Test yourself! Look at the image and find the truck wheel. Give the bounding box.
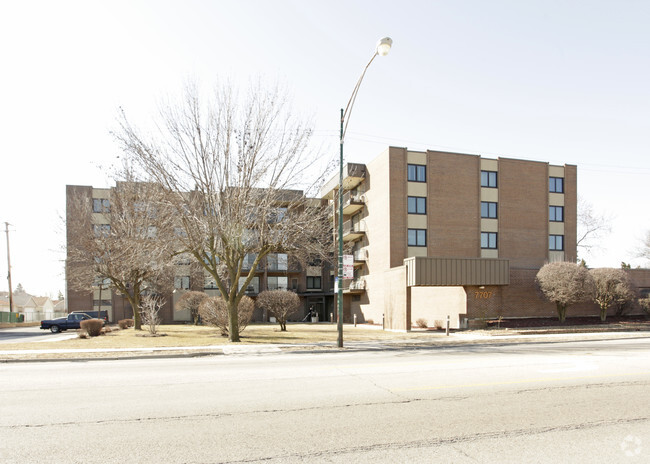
[50,325,61,334]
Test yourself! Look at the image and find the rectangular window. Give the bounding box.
[174,276,190,290]
[267,276,288,291]
[549,177,564,193]
[242,253,258,270]
[306,276,322,290]
[481,232,497,249]
[92,299,112,307]
[407,228,427,247]
[267,253,288,271]
[238,276,260,294]
[481,202,498,219]
[407,164,426,182]
[92,224,111,237]
[481,171,498,188]
[92,198,110,213]
[407,196,426,214]
[549,235,564,251]
[549,206,564,222]
[204,275,218,289]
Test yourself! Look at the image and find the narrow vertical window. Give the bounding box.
[407,196,426,214]
[549,235,564,250]
[408,228,427,247]
[407,164,426,182]
[481,232,497,249]
[549,206,564,222]
[481,202,498,218]
[480,171,497,188]
[549,177,564,193]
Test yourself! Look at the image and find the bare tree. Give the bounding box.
[256,290,300,331]
[536,262,595,322]
[638,230,650,264]
[140,294,164,335]
[198,295,254,337]
[114,81,330,342]
[590,268,635,322]
[577,196,611,257]
[175,291,208,324]
[67,180,177,330]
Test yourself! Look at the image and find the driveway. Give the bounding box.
[0,326,77,344]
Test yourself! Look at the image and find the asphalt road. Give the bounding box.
[2,337,650,463]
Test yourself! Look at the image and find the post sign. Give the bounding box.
[343,255,354,279]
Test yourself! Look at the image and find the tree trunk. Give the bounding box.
[556,304,567,323]
[600,307,608,322]
[280,321,286,331]
[228,299,240,342]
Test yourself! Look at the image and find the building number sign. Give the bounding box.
[475,291,493,299]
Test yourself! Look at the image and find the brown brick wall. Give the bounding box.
[388,147,408,268]
[498,159,548,268]
[427,150,481,258]
[564,165,578,262]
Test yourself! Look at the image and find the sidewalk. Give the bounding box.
[2,328,648,362]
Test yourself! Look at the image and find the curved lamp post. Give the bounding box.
[337,37,392,348]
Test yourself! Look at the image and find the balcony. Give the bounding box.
[342,191,365,215]
[353,248,367,266]
[319,163,367,199]
[342,219,366,242]
[342,278,366,294]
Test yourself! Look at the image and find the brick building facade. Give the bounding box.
[320,146,643,329]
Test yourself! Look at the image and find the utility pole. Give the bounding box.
[5,222,14,313]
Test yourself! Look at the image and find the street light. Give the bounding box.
[337,37,392,348]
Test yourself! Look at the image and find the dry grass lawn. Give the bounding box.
[1,323,443,353]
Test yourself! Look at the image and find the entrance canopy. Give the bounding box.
[404,257,510,287]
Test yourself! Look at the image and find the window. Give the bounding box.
[549,206,564,222]
[92,299,112,307]
[407,196,426,214]
[408,229,427,247]
[174,276,190,290]
[93,224,111,237]
[267,253,288,271]
[549,235,564,251]
[481,232,497,249]
[268,276,288,291]
[242,253,258,270]
[306,276,322,290]
[92,198,110,213]
[238,276,260,294]
[174,227,188,237]
[407,164,426,182]
[481,202,498,219]
[204,275,218,289]
[268,207,287,223]
[549,177,564,193]
[481,171,498,188]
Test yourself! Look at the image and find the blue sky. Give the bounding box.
[1,0,649,296]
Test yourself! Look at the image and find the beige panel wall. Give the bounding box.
[408,215,427,228]
[365,147,395,274]
[407,183,428,196]
[548,165,565,177]
[549,193,565,206]
[481,218,498,232]
[411,286,466,329]
[549,222,564,235]
[498,158,549,268]
[383,266,409,331]
[481,249,499,258]
[481,188,499,202]
[427,150,481,258]
[407,247,428,258]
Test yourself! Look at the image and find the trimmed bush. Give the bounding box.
[118,319,134,329]
[80,319,104,337]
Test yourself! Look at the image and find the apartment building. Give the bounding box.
[65,184,333,324]
[320,146,579,329]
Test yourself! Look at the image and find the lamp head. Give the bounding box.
[376,37,393,56]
